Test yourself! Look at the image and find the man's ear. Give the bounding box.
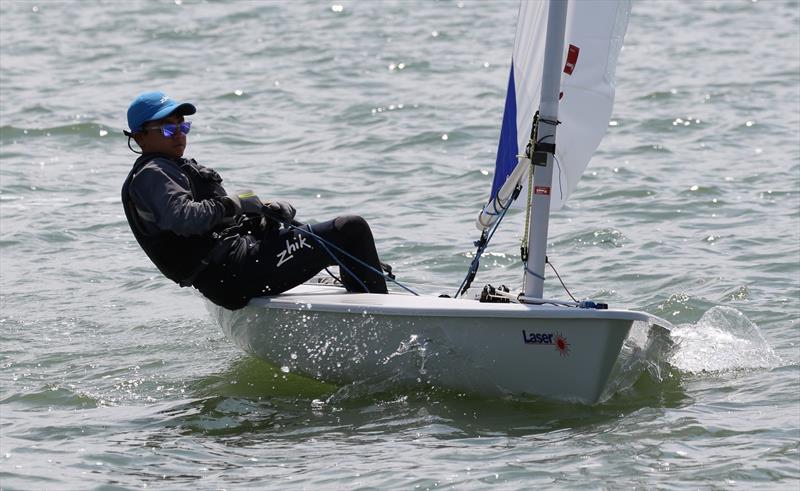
[132,132,145,148]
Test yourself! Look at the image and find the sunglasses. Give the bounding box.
[143,121,192,137]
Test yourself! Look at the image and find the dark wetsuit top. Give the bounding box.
[121,154,237,285]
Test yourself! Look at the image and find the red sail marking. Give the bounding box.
[534,186,550,195]
[564,44,580,75]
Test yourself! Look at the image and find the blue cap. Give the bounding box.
[127,91,196,132]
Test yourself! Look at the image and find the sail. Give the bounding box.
[489,0,631,211]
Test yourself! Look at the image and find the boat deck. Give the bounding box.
[246,284,650,321]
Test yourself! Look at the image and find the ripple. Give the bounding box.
[0,122,112,139]
[557,228,629,249]
[1,386,98,410]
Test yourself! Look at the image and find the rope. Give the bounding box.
[299,222,370,294]
[266,215,420,296]
[553,154,565,202]
[454,203,511,298]
[520,112,540,262]
[324,267,342,284]
[520,158,534,261]
[523,264,546,281]
[546,258,577,302]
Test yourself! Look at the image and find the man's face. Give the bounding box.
[136,114,188,158]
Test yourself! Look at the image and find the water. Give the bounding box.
[1,0,798,488]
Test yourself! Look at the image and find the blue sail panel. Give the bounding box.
[490,63,519,201]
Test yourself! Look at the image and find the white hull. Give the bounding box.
[209,284,649,404]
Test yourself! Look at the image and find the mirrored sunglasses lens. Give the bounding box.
[161,124,176,137]
[158,122,190,137]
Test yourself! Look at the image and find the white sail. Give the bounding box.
[487,0,631,212]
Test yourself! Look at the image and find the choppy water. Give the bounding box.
[1,0,798,489]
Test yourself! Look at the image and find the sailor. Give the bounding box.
[121,91,388,310]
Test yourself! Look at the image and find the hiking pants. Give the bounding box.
[194,215,388,309]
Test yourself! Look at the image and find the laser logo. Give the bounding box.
[521,330,571,357]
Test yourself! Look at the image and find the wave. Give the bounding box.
[0,122,114,139]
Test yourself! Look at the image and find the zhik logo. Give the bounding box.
[276,235,312,267]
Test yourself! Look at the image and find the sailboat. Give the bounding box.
[208,0,656,404]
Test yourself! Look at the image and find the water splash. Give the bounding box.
[316,335,434,406]
[601,316,678,400]
[669,306,781,373]
[382,334,432,376]
[601,306,781,401]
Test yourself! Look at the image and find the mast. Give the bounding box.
[522,0,568,298]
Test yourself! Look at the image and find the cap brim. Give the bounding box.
[148,102,197,123]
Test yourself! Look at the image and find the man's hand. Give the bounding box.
[227,190,265,216]
[264,201,296,223]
